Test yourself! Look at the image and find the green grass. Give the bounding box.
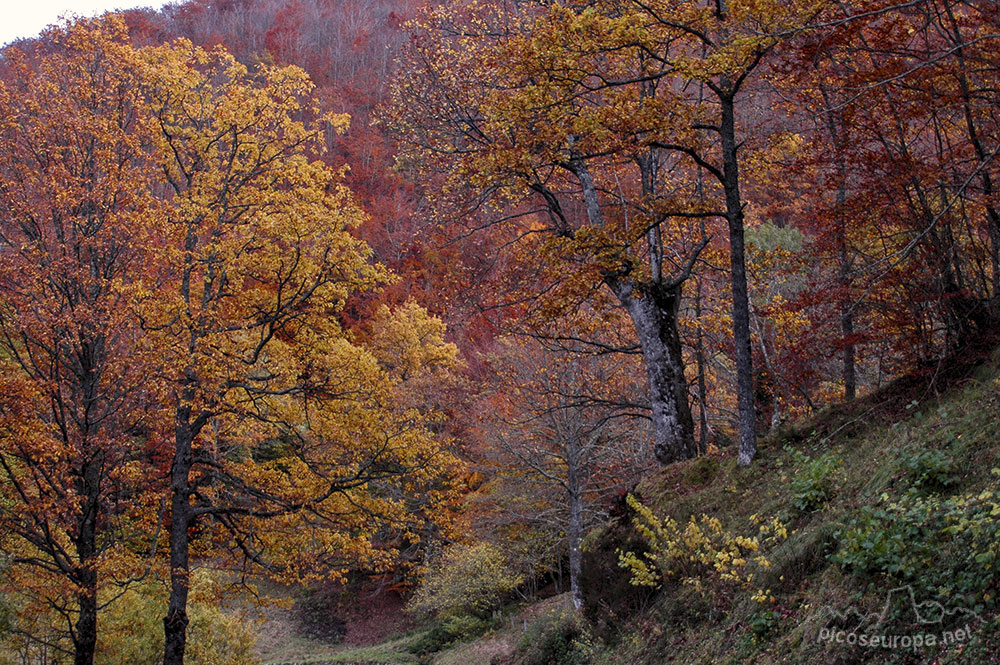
[260,630,427,665]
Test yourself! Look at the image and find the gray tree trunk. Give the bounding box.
[838,194,856,401]
[606,277,697,464]
[719,87,757,466]
[569,156,697,465]
[567,443,584,610]
[694,279,710,454]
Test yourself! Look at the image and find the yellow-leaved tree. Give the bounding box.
[0,19,462,665]
[387,0,835,468]
[136,40,461,665]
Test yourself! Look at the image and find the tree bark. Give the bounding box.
[163,408,196,665]
[607,277,697,464]
[820,85,857,403]
[942,0,1000,305]
[73,576,97,665]
[694,279,710,454]
[835,160,856,401]
[72,457,100,665]
[72,357,103,665]
[719,88,756,466]
[567,443,584,611]
[568,155,696,465]
[838,217,856,401]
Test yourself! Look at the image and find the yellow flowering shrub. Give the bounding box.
[618,495,786,602]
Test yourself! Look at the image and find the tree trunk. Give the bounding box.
[694,279,709,454]
[567,444,584,611]
[568,494,583,611]
[72,471,98,665]
[839,238,856,401]
[72,449,101,665]
[569,155,696,465]
[720,89,756,466]
[836,172,856,401]
[163,416,195,665]
[821,86,857,403]
[73,579,97,665]
[607,277,696,464]
[942,1,1000,305]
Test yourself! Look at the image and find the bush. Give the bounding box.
[834,472,1000,613]
[899,447,957,491]
[97,571,259,665]
[0,570,257,665]
[408,542,522,623]
[516,607,595,665]
[748,609,781,645]
[787,448,842,512]
[617,495,786,603]
[409,616,493,655]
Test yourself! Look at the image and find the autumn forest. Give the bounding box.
[1,0,999,664]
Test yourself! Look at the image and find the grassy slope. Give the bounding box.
[588,345,1000,665]
[265,344,1000,665]
[256,597,571,665]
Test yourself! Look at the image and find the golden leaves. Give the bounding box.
[0,16,462,615]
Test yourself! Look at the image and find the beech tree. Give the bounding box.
[478,335,652,609]
[136,40,460,665]
[388,0,842,466]
[1,20,462,665]
[387,0,710,464]
[765,0,1000,397]
[0,20,167,665]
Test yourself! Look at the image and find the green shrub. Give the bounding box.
[407,542,522,624]
[748,609,781,645]
[439,614,491,642]
[409,624,454,655]
[899,447,957,490]
[787,448,842,512]
[409,616,493,655]
[834,473,1000,613]
[516,607,595,665]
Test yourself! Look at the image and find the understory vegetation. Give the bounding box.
[275,345,1000,665]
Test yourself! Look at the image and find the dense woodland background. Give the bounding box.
[0,0,998,664]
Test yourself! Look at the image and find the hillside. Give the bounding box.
[286,341,1000,665]
[583,344,1000,665]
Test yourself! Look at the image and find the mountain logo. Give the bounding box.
[812,585,981,651]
